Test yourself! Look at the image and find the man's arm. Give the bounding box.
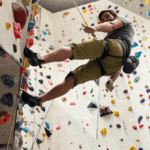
[110,69,121,82]
[94,20,124,33]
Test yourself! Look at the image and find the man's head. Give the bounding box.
[98,9,118,23]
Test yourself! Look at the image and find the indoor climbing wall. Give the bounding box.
[109,0,150,21]
[7,0,150,150]
[0,0,32,149]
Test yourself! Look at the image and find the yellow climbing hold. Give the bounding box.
[102,89,104,91]
[46,50,50,53]
[23,57,30,69]
[88,37,91,39]
[6,22,11,30]
[111,99,115,104]
[43,66,46,69]
[42,133,46,137]
[141,21,143,23]
[141,36,148,41]
[84,22,88,25]
[82,9,87,13]
[24,117,26,119]
[136,139,140,142]
[24,134,27,137]
[129,86,133,89]
[143,30,146,33]
[32,4,38,11]
[114,111,119,116]
[100,128,107,134]
[145,0,150,5]
[149,103,150,106]
[128,81,131,84]
[128,107,132,111]
[133,20,136,23]
[130,146,136,150]
[22,0,31,6]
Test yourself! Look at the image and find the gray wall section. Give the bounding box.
[38,0,99,13]
[108,0,150,21]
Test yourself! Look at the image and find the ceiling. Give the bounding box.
[38,0,99,13]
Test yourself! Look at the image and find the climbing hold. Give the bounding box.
[139,94,143,97]
[14,30,21,39]
[119,138,123,141]
[114,6,118,9]
[41,105,46,112]
[139,124,144,128]
[82,9,87,13]
[134,76,140,83]
[6,22,11,30]
[42,133,46,137]
[136,139,140,142]
[23,127,28,133]
[56,125,61,130]
[36,108,40,113]
[128,107,132,111]
[132,42,138,48]
[124,90,128,93]
[42,31,47,35]
[113,111,119,116]
[45,127,52,137]
[132,125,137,130]
[100,128,107,134]
[57,63,62,67]
[87,101,98,108]
[108,5,111,9]
[111,99,115,104]
[68,120,71,124]
[24,134,27,137]
[0,112,10,124]
[62,97,67,102]
[1,75,15,88]
[138,116,143,124]
[109,124,112,128]
[128,81,131,84]
[46,50,50,53]
[70,102,76,105]
[116,10,119,13]
[135,52,142,58]
[45,121,50,129]
[1,93,14,107]
[116,124,121,128]
[140,99,145,103]
[129,86,133,89]
[129,146,136,150]
[39,79,43,84]
[28,86,34,91]
[36,138,42,144]
[29,108,35,114]
[26,38,34,48]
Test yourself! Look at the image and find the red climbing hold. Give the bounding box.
[100,107,104,111]
[139,124,144,128]
[24,83,28,91]
[132,125,137,130]
[98,21,101,24]
[105,89,108,92]
[139,94,143,97]
[26,38,34,48]
[0,0,2,6]
[83,91,87,95]
[29,29,34,36]
[0,112,10,124]
[14,30,21,39]
[88,5,92,8]
[21,67,26,75]
[2,54,8,59]
[148,95,150,99]
[148,126,150,129]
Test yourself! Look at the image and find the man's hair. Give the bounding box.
[98,9,118,21]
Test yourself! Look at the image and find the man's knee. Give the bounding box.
[65,75,76,87]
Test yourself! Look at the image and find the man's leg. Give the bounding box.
[38,75,75,103]
[38,47,74,65]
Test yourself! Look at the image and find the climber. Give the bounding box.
[21,9,139,108]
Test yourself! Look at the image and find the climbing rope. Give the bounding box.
[72,0,97,39]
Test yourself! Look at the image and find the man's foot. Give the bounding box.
[21,90,42,107]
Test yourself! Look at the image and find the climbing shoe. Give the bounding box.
[24,45,45,68]
[21,90,42,107]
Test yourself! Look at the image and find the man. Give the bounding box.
[21,9,134,107]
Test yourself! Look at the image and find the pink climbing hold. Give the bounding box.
[63,59,70,63]
[25,141,27,144]
[148,95,150,99]
[127,75,130,78]
[14,30,21,39]
[70,102,76,105]
[56,125,61,130]
[48,81,53,85]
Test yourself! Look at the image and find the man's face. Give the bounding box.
[101,12,115,23]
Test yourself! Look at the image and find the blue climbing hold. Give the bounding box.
[23,127,29,133]
[45,121,50,129]
[42,31,47,35]
[135,51,142,58]
[132,42,138,48]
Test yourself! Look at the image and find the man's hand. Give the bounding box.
[82,23,96,35]
[105,79,114,92]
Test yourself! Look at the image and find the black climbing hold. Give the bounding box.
[45,24,48,27]
[1,93,14,107]
[99,105,113,117]
[20,58,22,63]
[1,75,15,88]
[35,36,39,40]
[0,46,6,57]
[45,127,52,137]
[13,44,17,53]
[29,86,34,91]
[41,105,45,112]
[38,79,43,84]
[95,79,99,86]
[90,88,93,93]
[46,75,51,79]
[23,147,28,150]
[36,138,42,144]
[87,101,98,108]
[82,6,86,10]
[39,89,44,93]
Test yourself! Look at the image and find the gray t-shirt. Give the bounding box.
[106,16,134,56]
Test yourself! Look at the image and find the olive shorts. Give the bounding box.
[65,38,124,89]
